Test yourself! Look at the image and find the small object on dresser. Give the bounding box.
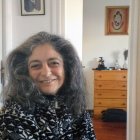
[123,49,128,69]
[109,67,115,70]
[114,59,121,70]
[96,57,107,70]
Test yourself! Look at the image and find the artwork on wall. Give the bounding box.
[105,6,129,35]
[21,0,45,16]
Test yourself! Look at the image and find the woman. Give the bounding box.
[0,32,96,140]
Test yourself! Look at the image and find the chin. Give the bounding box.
[41,90,57,96]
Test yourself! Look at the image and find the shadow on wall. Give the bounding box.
[83,66,94,110]
[92,58,98,69]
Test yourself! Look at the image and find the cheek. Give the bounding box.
[55,68,65,83]
[28,69,37,80]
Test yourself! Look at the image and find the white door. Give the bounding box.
[0,0,3,99]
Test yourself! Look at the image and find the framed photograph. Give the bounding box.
[105,6,129,35]
[21,0,45,16]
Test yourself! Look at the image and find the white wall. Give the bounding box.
[64,0,83,60]
[83,0,130,109]
[2,0,83,60]
[2,0,54,58]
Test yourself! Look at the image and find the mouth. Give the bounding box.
[39,79,56,84]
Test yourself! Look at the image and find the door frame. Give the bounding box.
[127,0,139,139]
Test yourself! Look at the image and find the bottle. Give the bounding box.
[123,60,127,69]
[115,59,121,70]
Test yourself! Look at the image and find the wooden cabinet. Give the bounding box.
[93,70,127,118]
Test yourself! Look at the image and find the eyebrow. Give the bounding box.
[28,60,40,66]
[48,57,63,62]
[28,57,63,66]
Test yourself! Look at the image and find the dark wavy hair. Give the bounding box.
[2,32,87,115]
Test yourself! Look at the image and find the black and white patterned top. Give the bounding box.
[0,97,96,140]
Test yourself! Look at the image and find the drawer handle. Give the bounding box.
[98,85,102,87]
[122,103,126,106]
[98,93,102,96]
[98,102,102,105]
[123,76,126,78]
[122,94,126,96]
[122,85,126,87]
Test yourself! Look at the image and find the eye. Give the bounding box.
[29,62,42,69]
[49,60,60,67]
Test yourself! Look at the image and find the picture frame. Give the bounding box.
[105,6,129,35]
[21,0,45,16]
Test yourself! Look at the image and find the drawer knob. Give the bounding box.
[99,75,102,78]
[122,85,126,87]
[98,102,102,105]
[122,94,125,96]
[98,93,102,96]
[99,85,102,87]
[122,103,126,106]
[123,76,126,78]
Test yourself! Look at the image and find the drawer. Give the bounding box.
[94,81,127,90]
[94,107,126,118]
[94,89,127,98]
[94,70,127,81]
[94,98,127,108]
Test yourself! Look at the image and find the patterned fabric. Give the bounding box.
[0,97,96,140]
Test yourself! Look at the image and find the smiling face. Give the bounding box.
[28,43,65,95]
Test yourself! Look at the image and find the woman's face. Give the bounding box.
[28,43,65,95]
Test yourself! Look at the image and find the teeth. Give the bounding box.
[41,80,52,83]
[45,80,51,83]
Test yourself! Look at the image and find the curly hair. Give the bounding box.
[2,32,87,115]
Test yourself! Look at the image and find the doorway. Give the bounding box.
[82,0,134,140]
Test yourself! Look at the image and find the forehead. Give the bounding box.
[29,43,63,61]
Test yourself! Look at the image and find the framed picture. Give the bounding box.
[21,0,45,16]
[105,6,129,35]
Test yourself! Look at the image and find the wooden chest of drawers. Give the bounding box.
[93,70,127,118]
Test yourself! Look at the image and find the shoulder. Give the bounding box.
[0,102,39,139]
[0,100,34,124]
[0,101,39,139]
[0,100,25,116]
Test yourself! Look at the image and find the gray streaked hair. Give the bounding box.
[2,31,87,115]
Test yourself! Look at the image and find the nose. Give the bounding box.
[41,63,51,77]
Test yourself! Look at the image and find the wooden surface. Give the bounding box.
[93,118,126,140]
[93,70,127,118]
[94,89,127,98]
[94,70,127,81]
